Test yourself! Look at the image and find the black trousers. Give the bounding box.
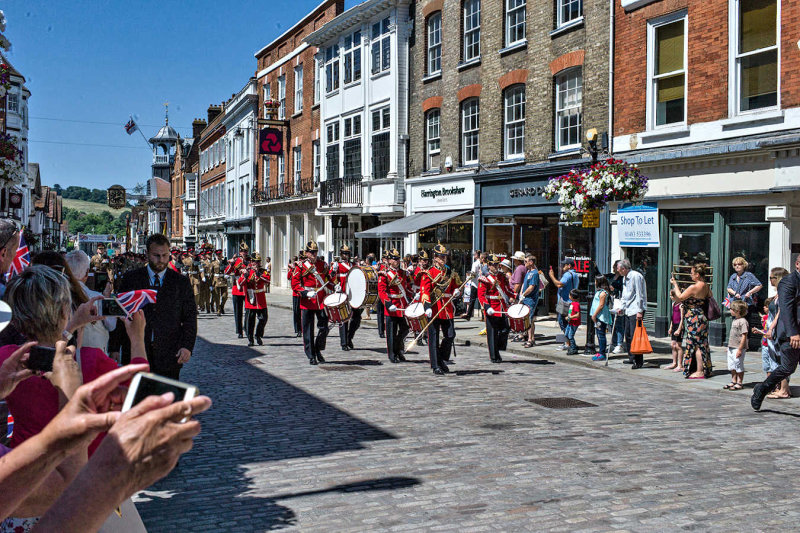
[292,295,302,334]
[625,314,643,366]
[339,308,362,347]
[763,343,800,390]
[464,295,477,319]
[301,309,329,361]
[428,318,455,369]
[486,314,509,361]
[376,300,385,336]
[385,315,409,360]
[232,295,245,335]
[245,308,268,341]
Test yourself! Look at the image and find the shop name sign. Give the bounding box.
[618,202,659,247]
[420,186,466,199]
[509,186,545,199]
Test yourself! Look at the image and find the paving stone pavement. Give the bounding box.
[135,296,800,532]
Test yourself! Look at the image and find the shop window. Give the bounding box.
[648,13,686,127]
[485,225,513,256]
[728,224,769,304]
[627,247,659,305]
[733,0,778,113]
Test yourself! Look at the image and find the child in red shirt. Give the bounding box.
[565,289,581,355]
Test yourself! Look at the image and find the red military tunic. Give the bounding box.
[378,268,411,318]
[239,268,270,310]
[478,273,512,313]
[291,258,330,310]
[420,266,458,320]
[330,260,353,291]
[226,257,246,297]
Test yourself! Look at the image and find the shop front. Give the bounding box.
[475,162,608,314]
[223,219,253,257]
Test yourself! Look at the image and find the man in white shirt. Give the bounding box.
[461,250,484,320]
[616,259,647,368]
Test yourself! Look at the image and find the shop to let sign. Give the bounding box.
[618,202,659,247]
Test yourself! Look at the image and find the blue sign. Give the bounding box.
[618,203,659,247]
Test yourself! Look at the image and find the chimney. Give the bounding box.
[192,118,207,139]
[206,105,222,124]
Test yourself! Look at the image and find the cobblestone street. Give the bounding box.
[136,300,800,532]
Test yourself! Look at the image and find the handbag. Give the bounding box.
[630,318,653,355]
[556,299,569,316]
[705,296,722,321]
[538,269,549,291]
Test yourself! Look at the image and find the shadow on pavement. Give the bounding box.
[136,336,397,532]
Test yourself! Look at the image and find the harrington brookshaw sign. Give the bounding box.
[410,177,475,211]
[420,186,466,199]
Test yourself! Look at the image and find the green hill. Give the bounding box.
[62,198,130,217]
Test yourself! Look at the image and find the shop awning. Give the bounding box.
[355,210,469,239]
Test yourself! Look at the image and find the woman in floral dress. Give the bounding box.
[670,263,713,379]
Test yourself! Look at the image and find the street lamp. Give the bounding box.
[581,127,604,354]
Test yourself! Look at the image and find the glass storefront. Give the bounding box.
[418,215,473,279]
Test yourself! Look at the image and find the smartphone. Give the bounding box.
[121,373,199,416]
[95,272,109,288]
[101,298,128,317]
[26,346,57,373]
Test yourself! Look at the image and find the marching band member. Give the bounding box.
[225,243,249,338]
[478,254,512,363]
[420,243,460,375]
[331,244,360,351]
[289,253,303,337]
[414,250,430,347]
[211,249,229,316]
[200,249,214,314]
[291,241,331,365]
[239,253,270,346]
[375,250,389,339]
[377,248,411,364]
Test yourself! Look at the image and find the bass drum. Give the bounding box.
[346,266,379,309]
[324,292,352,325]
[507,303,531,333]
[404,302,429,334]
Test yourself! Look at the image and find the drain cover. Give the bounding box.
[526,397,597,409]
[319,365,364,371]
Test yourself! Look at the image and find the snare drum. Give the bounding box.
[507,303,531,333]
[324,293,352,324]
[346,266,379,309]
[404,302,429,334]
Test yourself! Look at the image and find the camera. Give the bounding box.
[26,346,57,373]
[100,298,128,318]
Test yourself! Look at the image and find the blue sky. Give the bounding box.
[4,0,355,191]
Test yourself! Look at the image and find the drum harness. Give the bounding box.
[302,260,331,295]
[485,275,510,310]
[385,269,409,306]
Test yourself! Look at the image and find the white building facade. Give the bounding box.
[306,0,411,259]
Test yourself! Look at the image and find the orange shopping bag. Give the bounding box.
[630,318,653,355]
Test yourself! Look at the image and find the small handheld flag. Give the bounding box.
[116,289,157,316]
[124,118,138,135]
[8,233,29,278]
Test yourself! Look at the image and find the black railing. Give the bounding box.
[320,176,363,208]
[251,177,315,205]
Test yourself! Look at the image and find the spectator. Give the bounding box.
[460,250,483,321]
[565,289,581,355]
[519,255,540,348]
[64,250,117,354]
[726,257,763,310]
[0,220,19,299]
[609,260,626,354]
[549,259,579,350]
[670,263,712,379]
[31,251,89,309]
[724,300,749,391]
[665,292,685,372]
[0,265,148,455]
[117,234,197,379]
[617,259,648,368]
[590,275,613,361]
[762,267,790,399]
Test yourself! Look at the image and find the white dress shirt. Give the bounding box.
[620,269,647,316]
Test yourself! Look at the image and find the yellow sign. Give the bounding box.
[582,209,599,228]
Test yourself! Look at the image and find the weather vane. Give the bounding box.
[163,101,169,125]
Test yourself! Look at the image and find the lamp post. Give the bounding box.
[582,129,601,355]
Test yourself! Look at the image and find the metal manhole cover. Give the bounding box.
[525,397,597,409]
[319,365,365,371]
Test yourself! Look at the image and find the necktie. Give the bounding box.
[152,274,161,289]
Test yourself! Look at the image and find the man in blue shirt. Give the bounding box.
[549,259,579,349]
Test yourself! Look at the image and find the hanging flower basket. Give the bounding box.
[544,158,649,220]
[0,63,11,99]
[0,133,24,183]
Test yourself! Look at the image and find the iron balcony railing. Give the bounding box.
[251,177,315,205]
[320,176,363,208]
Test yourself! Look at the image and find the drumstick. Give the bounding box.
[405,274,474,352]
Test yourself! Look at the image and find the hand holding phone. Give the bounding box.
[100,298,128,318]
[122,373,199,421]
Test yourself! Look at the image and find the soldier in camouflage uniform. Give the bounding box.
[211,249,229,316]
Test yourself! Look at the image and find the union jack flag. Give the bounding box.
[116,289,157,316]
[124,118,138,135]
[5,413,12,440]
[8,233,29,278]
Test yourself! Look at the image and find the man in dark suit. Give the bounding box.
[752,254,800,410]
[118,234,197,379]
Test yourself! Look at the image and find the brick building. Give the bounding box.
[169,119,203,247]
[197,105,227,250]
[404,0,611,286]
[253,0,344,287]
[611,0,800,344]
